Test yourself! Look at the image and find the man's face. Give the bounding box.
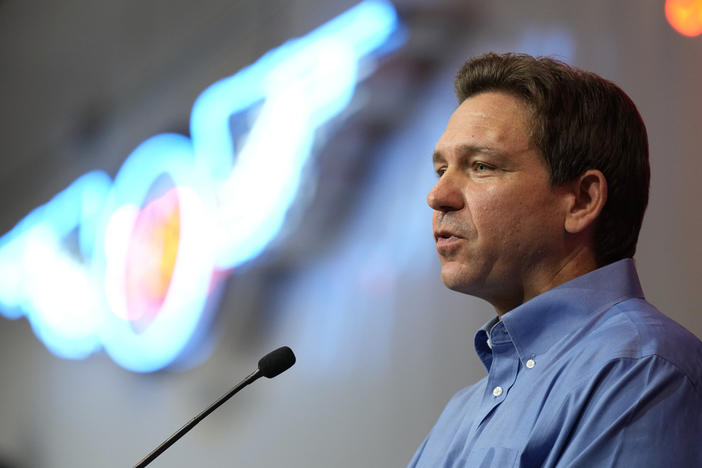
[429,91,569,312]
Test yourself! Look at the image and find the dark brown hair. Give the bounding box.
[455,52,650,266]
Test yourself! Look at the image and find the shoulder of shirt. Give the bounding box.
[580,297,702,392]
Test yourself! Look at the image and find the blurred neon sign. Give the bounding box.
[0,0,400,372]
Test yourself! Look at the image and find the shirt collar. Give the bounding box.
[474,258,645,371]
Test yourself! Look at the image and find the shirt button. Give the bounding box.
[492,386,503,397]
[526,359,535,369]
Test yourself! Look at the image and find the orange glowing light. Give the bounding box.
[125,188,181,329]
[666,0,702,37]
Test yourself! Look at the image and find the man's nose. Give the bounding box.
[427,174,464,212]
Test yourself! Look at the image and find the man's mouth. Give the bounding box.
[434,230,462,249]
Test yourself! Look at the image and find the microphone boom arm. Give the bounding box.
[133,345,295,467]
[134,368,262,468]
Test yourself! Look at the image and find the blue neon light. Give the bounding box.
[0,1,400,372]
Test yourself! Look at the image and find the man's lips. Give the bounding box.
[434,229,463,250]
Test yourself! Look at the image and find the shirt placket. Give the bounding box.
[475,321,520,429]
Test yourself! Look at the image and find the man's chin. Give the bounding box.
[440,265,480,295]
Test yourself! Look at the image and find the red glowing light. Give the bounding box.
[666,0,702,37]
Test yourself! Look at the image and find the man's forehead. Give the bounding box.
[434,93,536,163]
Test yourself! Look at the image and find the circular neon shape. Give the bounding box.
[666,0,702,37]
[98,134,216,372]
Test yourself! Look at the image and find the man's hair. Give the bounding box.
[455,52,650,266]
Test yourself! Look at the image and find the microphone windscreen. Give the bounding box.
[258,346,296,378]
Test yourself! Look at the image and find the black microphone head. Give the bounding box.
[258,346,296,378]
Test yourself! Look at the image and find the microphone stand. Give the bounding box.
[134,369,262,468]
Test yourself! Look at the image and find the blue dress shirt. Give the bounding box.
[409,259,702,467]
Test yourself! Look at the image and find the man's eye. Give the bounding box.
[435,167,447,177]
[474,162,492,172]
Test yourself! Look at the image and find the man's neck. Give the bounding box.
[492,246,600,318]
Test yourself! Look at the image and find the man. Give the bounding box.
[409,53,702,467]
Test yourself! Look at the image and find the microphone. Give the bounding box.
[134,346,296,468]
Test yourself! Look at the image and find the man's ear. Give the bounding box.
[564,169,608,234]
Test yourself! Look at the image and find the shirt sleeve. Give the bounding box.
[542,355,702,467]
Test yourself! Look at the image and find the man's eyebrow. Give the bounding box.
[432,145,503,164]
[457,144,503,157]
[432,151,445,164]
